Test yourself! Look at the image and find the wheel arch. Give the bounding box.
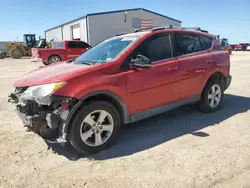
[63,90,130,140]
[47,54,61,62]
[203,71,227,92]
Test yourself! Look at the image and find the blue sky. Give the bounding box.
[0,0,249,43]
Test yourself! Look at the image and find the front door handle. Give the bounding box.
[166,65,179,72]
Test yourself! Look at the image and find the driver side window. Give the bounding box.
[131,34,172,63]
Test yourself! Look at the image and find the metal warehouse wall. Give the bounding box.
[88,9,181,46]
[45,27,62,42]
[62,18,88,42]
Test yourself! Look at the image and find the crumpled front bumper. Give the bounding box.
[8,92,72,146]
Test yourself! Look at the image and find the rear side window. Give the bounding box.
[199,36,212,50]
[174,34,201,55]
[68,41,78,48]
[78,42,90,48]
[132,34,172,62]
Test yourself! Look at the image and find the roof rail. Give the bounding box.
[151,25,209,33]
[133,25,209,33]
[115,32,129,36]
[171,26,208,33]
[181,27,209,33]
[134,26,157,33]
[133,25,173,33]
[151,24,174,31]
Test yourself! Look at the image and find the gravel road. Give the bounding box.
[0,52,250,188]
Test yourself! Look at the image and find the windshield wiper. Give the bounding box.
[66,58,75,63]
[83,62,92,65]
[77,61,92,65]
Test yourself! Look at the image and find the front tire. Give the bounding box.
[69,101,121,154]
[199,79,224,113]
[10,48,23,59]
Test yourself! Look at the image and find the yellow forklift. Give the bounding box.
[5,34,48,59]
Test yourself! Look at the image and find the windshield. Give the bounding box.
[74,36,138,65]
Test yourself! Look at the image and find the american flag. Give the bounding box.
[132,18,154,29]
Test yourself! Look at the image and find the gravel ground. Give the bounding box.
[0,52,250,188]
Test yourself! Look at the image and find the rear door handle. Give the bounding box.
[166,65,179,72]
[205,59,213,64]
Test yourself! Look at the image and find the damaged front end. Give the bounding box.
[8,83,78,145]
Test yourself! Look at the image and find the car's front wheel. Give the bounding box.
[69,101,121,154]
[200,79,224,113]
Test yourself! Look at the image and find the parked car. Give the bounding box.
[8,26,232,154]
[239,43,250,51]
[230,44,237,51]
[31,40,91,65]
[246,46,250,51]
[234,44,243,51]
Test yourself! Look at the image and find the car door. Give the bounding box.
[78,41,91,55]
[126,33,181,115]
[173,33,214,99]
[66,41,80,59]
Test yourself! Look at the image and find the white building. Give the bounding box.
[45,8,182,46]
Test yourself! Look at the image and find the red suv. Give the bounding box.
[8,26,232,154]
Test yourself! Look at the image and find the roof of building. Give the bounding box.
[45,8,182,32]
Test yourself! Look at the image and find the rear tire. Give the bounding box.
[69,101,121,154]
[47,55,61,65]
[199,79,224,113]
[10,48,23,59]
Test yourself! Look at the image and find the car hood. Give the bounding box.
[14,62,91,87]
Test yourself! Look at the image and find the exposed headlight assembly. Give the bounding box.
[21,82,67,105]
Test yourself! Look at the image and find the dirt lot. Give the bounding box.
[0,52,250,188]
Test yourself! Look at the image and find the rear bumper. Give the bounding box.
[31,57,42,62]
[224,75,232,90]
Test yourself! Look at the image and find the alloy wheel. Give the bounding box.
[80,110,114,147]
[51,57,59,63]
[208,84,222,108]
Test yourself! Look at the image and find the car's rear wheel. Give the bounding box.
[69,101,121,154]
[199,79,224,113]
[47,55,61,65]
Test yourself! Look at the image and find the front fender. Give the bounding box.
[61,90,130,141]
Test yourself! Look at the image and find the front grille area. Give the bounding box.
[17,101,40,115]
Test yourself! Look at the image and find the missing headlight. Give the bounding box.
[51,95,78,110]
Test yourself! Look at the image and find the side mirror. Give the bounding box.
[129,54,151,69]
